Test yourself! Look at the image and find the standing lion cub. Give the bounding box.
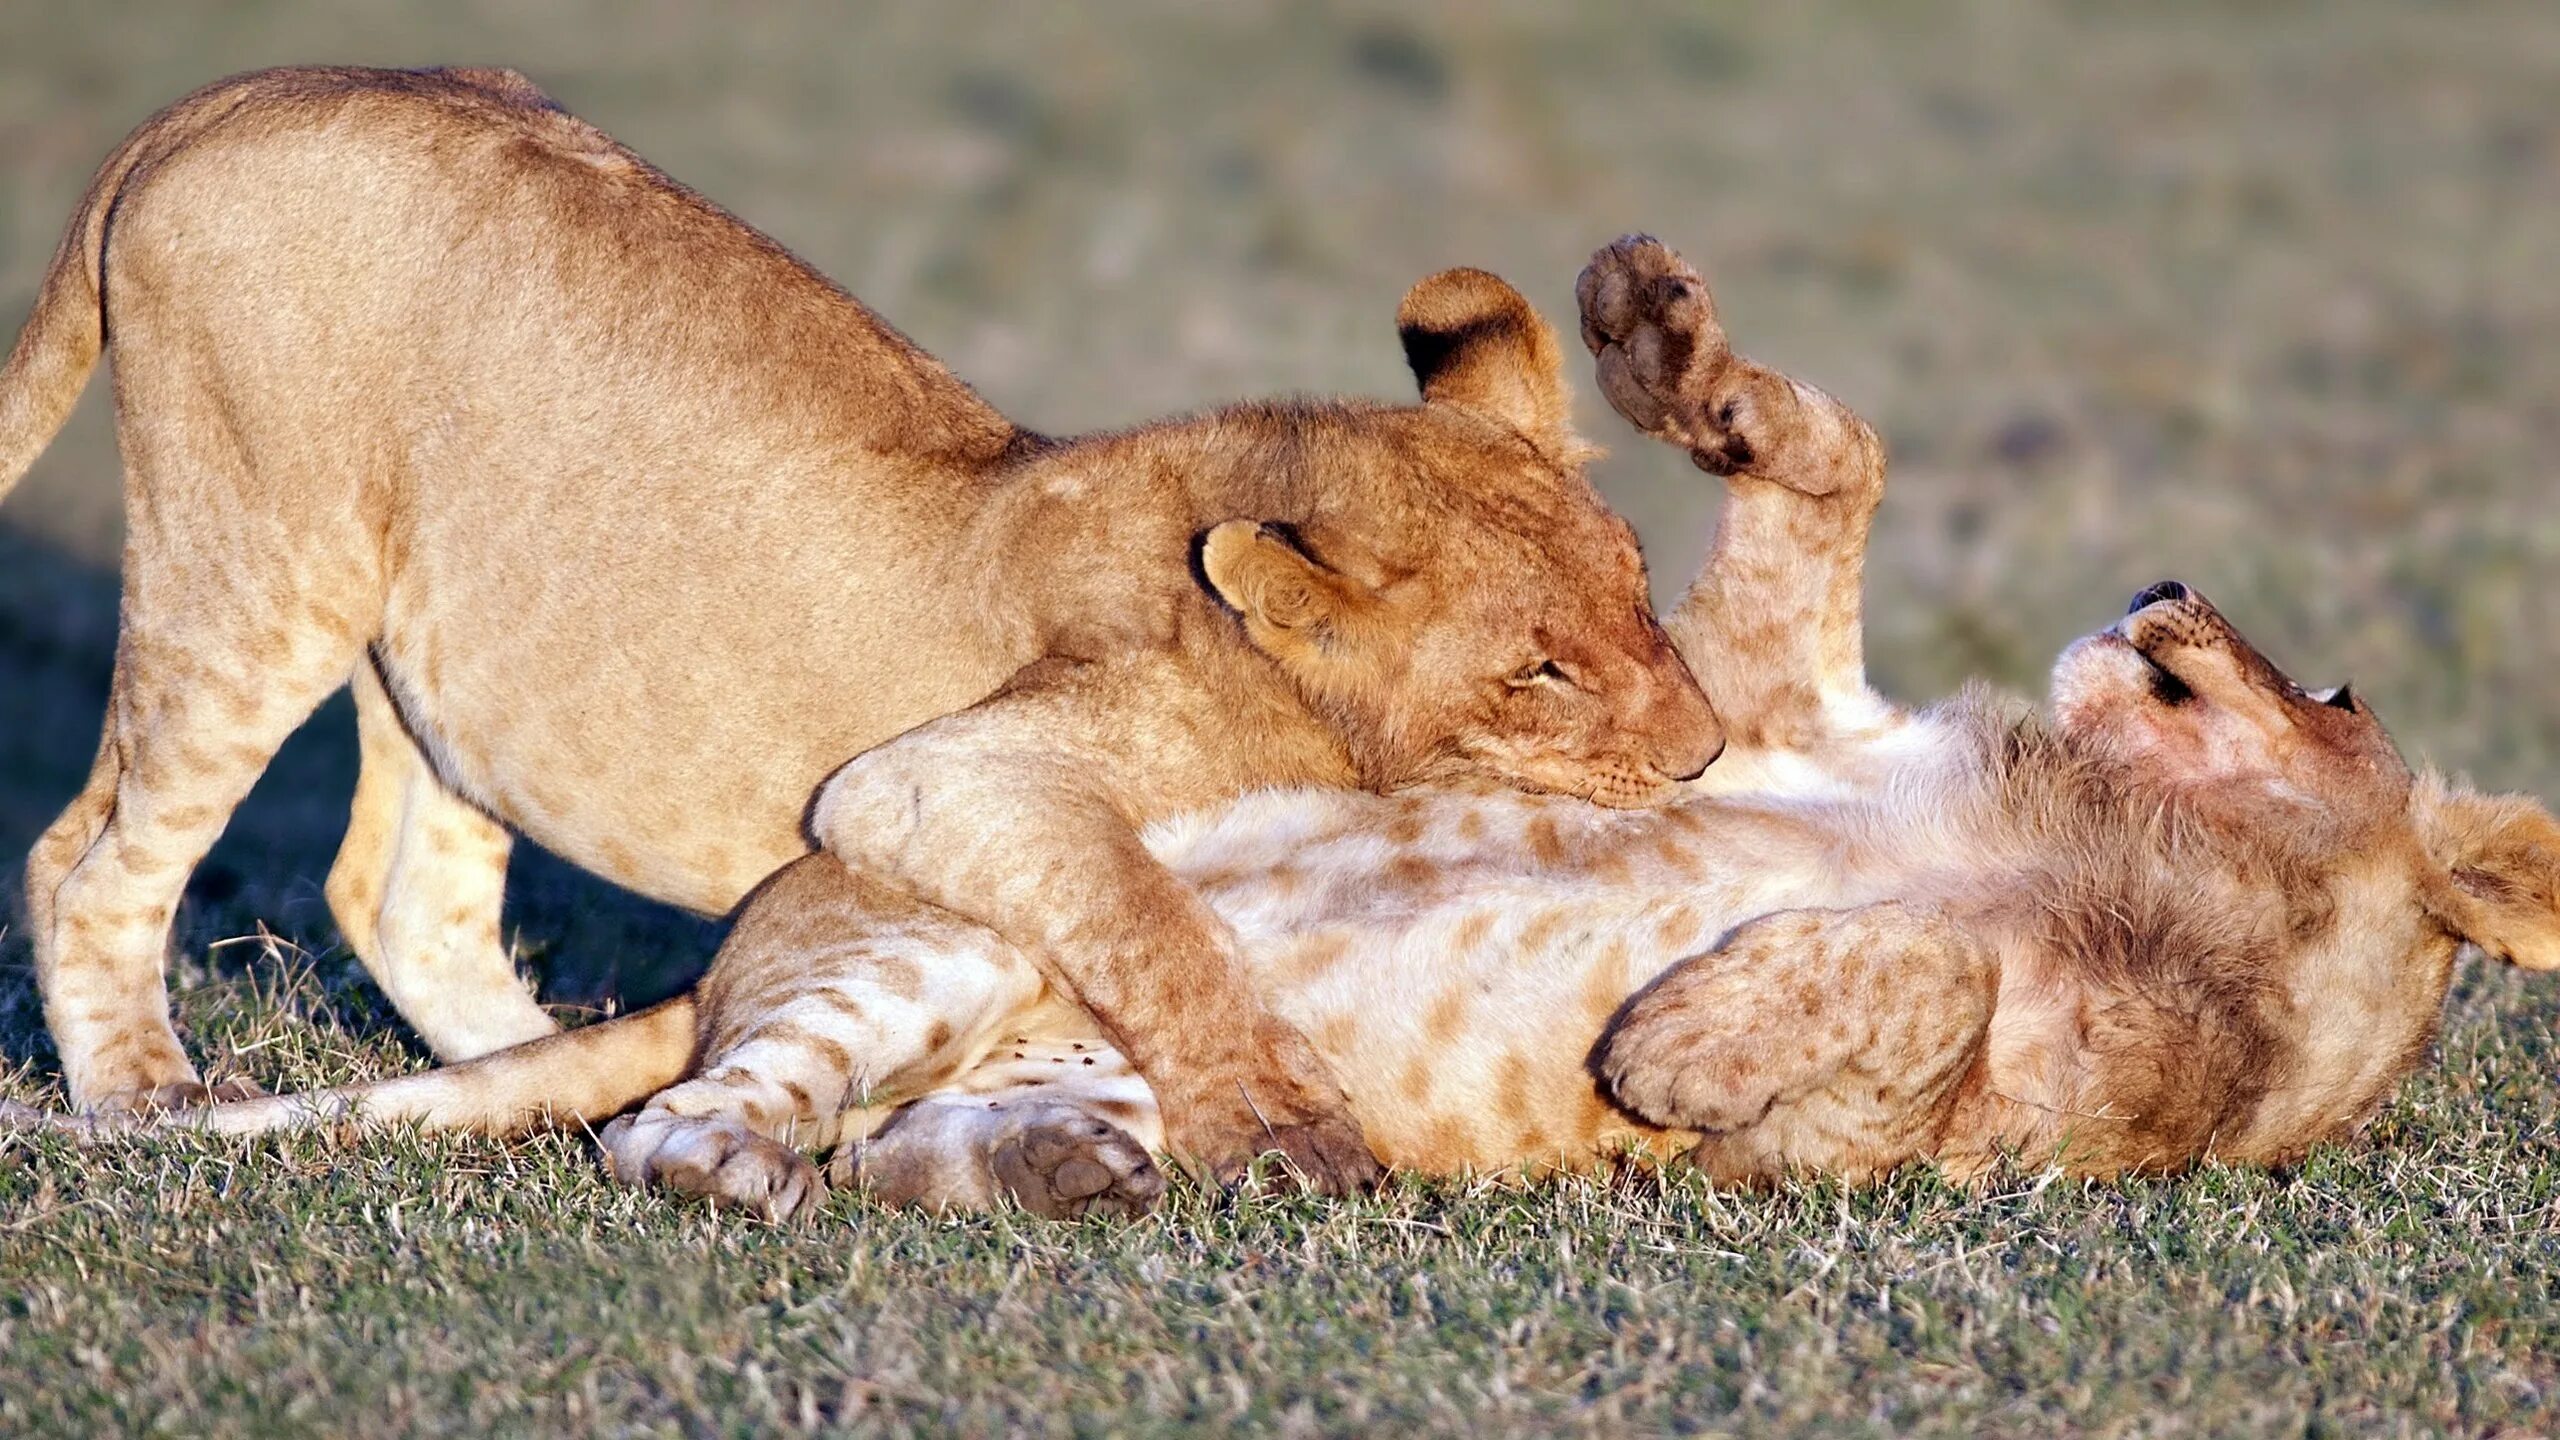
[0,66,1723,1190]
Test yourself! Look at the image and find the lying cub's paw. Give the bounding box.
[985,1102,1167,1220]
[1577,235,1843,492]
[599,1110,826,1223]
[1593,965,1792,1134]
[1598,1031,1788,1137]
[832,1099,1168,1218]
[1576,235,1730,453]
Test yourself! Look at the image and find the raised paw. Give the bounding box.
[984,1102,1167,1219]
[598,1110,826,1223]
[1576,235,1841,490]
[1577,234,1729,445]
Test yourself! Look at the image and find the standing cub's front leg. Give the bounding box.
[606,657,1379,1219]
[810,655,1381,1196]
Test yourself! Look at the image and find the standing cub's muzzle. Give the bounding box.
[1616,613,1724,791]
[1653,698,1725,783]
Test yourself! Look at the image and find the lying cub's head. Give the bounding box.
[1196,268,1721,808]
[2040,582,2559,1164]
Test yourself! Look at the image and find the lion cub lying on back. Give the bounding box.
[24,238,2559,1221]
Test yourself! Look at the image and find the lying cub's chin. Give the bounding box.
[2045,633,2233,787]
[2046,631,2156,750]
[2044,641,2340,833]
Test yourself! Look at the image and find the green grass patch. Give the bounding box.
[0,954,2552,1436]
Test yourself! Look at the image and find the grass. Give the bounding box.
[0,953,2553,1435]
[3,1,2558,1434]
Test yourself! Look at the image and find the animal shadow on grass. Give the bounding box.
[0,523,723,1084]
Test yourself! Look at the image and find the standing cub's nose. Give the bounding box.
[2127,580,2189,614]
[1651,682,1724,781]
[1668,750,1719,783]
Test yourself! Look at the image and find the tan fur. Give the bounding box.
[24,237,2552,1224]
[0,69,1721,1191]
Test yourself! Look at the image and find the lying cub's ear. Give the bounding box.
[1398,267,1584,463]
[1195,520,1369,656]
[2415,776,2560,970]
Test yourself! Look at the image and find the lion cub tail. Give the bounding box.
[0,997,700,1143]
[0,74,276,504]
[0,162,111,507]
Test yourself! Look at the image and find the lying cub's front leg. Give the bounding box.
[1593,903,1995,1185]
[1578,235,1888,747]
[810,655,1380,1196]
[598,856,1046,1222]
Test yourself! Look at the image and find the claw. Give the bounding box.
[1195,1117,1382,1197]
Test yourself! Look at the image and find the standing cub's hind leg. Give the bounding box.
[326,665,556,1061]
[31,379,377,1111]
[32,628,366,1110]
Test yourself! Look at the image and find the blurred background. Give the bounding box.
[2,1,2554,1013]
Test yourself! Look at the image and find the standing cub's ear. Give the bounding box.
[2415,777,2560,970]
[1195,520,1370,659]
[1398,267,1584,464]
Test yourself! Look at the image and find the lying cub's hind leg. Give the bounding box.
[1595,903,1995,1184]
[325,664,556,1061]
[600,856,1045,1222]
